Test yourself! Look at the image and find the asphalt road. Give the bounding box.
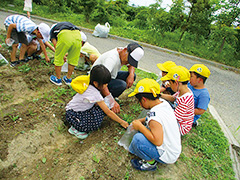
[1,10,239,143]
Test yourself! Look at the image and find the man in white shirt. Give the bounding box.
[92,42,144,113]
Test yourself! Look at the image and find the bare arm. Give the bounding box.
[97,101,129,128]
[38,39,50,62]
[195,108,206,115]
[6,23,16,39]
[160,93,176,103]
[132,119,163,146]
[126,65,135,88]
[51,38,57,48]
[44,41,55,52]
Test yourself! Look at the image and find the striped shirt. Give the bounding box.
[174,91,194,135]
[4,15,37,34]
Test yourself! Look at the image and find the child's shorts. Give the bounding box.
[5,26,28,45]
[54,30,82,67]
[66,105,105,133]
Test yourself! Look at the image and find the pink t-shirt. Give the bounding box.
[65,85,103,112]
[174,91,194,135]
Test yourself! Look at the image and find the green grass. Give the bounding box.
[181,112,234,179]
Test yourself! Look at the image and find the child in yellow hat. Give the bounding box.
[65,64,128,139]
[157,61,177,95]
[188,64,211,127]
[128,78,181,171]
[160,66,194,135]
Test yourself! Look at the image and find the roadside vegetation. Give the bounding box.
[1,0,240,68]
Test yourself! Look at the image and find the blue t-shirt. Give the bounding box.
[188,83,210,122]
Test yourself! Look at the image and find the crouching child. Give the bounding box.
[128,78,181,171]
[65,64,129,139]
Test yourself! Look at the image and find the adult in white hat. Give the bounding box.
[92,42,144,113]
[49,22,87,86]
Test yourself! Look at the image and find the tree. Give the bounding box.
[168,0,185,32]
[78,0,98,22]
[179,0,214,41]
[214,0,240,53]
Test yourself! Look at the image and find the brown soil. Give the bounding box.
[0,36,190,180]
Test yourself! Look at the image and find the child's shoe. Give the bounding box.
[63,76,72,86]
[68,126,88,139]
[192,121,198,128]
[20,56,31,63]
[49,75,62,86]
[130,159,157,171]
[68,126,79,135]
[10,60,20,67]
[32,53,42,60]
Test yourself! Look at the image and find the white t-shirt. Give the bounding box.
[92,48,122,79]
[146,99,182,164]
[65,85,104,112]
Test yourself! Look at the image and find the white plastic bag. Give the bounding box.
[118,124,137,151]
[104,94,115,109]
[5,38,14,46]
[92,22,110,38]
[61,62,68,72]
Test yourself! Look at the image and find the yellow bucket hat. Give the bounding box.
[157,61,177,72]
[128,78,160,97]
[161,66,190,82]
[189,64,211,78]
[71,75,90,94]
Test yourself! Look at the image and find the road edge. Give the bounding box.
[209,105,240,180]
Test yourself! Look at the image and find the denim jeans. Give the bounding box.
[108,71,136,97]
[129,132,166,163]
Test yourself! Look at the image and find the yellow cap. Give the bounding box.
[189,64,211,78]
[157,61,177,72]
[128,78,160,97]
[161,66,190,82]
[71,75,90,94]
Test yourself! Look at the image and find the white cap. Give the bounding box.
[38,23,50,42]
[80,31,87,42]
[127,42,144,68]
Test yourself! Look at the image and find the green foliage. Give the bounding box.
[182,112,235,179]
[92,154,100,163]
[9,115,19,121]
[2,0,239,68]
[18,64,31,73]
[40,0,71,13]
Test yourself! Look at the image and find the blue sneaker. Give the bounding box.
[49,75,62,86]
[130,159,157,171]
[63,76,72,85]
